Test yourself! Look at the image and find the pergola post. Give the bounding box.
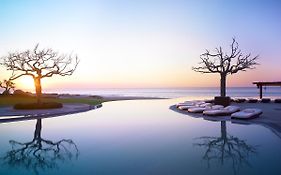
[253,81,281,99]
[259,85,263,99]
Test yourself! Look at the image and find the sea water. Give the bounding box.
[54,87,281,99]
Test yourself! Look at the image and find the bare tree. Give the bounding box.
[192,38,259,97]
[1,44,79,103]
[0,79,15,95]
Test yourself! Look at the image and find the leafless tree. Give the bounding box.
[1,119,79,175]
[1,44,79,103]
[0,79,15,95]
[194,121,257,175]
[192,38,259,97]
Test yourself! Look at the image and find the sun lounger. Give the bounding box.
[176,101,206,108]
[198,103,212,107]
[261,98,271,103]
[188,107,209,113]
[176,102,195,108]
[274,99,281,103]
[231,108,262,119]
[234,98,246,103]
[203,106,240,116]
[176,101,204,108]
[178,105,198,110]
[188,105,224,113]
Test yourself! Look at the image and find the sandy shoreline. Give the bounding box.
[171,102,281,139]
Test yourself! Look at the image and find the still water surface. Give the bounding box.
[0,99,281,175]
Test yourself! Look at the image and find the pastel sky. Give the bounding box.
[0,0,281,92]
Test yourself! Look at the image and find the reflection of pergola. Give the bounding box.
[253,81,281,99]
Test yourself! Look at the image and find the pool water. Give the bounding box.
[0,99,281,175]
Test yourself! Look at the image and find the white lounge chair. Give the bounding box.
[203,106,240,116]
[231,108,262,119]
[187,105,224,113]
[188,107,209,113]
[178,105,198,110]
[176,101,206,109]
[198,103,212,108]
[176,101,198,108]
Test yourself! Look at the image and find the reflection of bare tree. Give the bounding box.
[1,119,79,175]
[194,121,257,175]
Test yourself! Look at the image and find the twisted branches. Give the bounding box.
[192,38,259,75]
[194,122,257,175]
[0,119,79,175]
[0,79,15,94]
[1,44,79,80]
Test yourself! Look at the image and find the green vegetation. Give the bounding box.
[14,102,63,110]
[0,96,105,107]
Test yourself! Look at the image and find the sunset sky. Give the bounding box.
[0,0,281,92]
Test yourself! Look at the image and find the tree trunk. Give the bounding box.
[220,73,227,97]
[34,77,42,104]
[221,121,227,140]
[34,119,42,140]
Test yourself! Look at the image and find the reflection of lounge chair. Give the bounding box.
[188,105,224,113]
[261,98,271,103]
[203,106,240,116]
[248,98,258,103]
[231,108,262,119]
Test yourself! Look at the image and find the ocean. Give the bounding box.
[57,87,281,99]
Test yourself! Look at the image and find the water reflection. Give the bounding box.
[1,119,79,175]
[194,121,257,175]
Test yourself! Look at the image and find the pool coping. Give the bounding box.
[0,103,102,123]
[170,104,281,140]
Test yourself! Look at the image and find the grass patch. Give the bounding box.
[0,96,105,107]
[14,102,63,110]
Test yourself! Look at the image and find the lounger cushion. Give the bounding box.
[224,106,240,113]
[203,106,240,116]
[211,105,224,110]
[176,101,205,108]
[231,108,262,119]
[235,98,246,103]
[188,107,208,113]
[187,104,224,113]
[198,103,212,107]
[178,105,197,110]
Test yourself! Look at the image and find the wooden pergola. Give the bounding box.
[253,81,281,99]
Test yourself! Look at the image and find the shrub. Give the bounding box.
[13,90,33,97]
[14,102,63,110]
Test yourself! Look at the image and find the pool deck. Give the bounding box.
[0,96,165,123]
[171,102,281,138]
[0,103,102,123]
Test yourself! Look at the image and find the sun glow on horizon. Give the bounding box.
[0,0,281,90]
[16,76,35,92]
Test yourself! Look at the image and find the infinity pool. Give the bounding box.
[0,99,281,175]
